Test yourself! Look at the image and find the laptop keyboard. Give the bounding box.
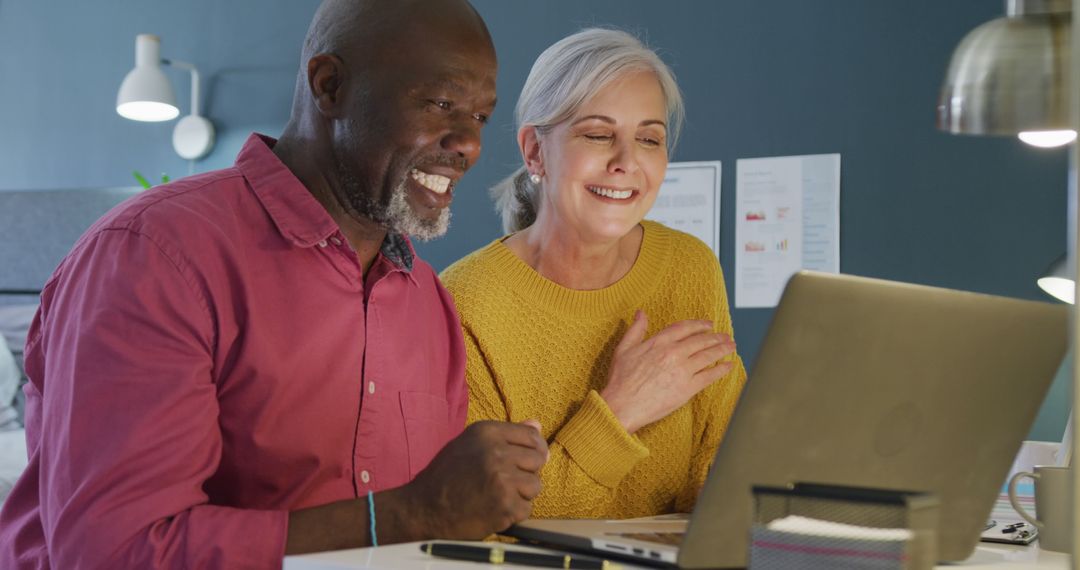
[613,531,685,546]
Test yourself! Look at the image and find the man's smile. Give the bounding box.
[410,168,453,194]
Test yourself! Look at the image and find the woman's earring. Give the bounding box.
[529,173,542,184]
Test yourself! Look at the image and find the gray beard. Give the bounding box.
[384,179,451,241]
[350,178,451,242]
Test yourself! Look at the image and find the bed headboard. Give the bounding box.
[0,187,142,425]
[0,187,142,298]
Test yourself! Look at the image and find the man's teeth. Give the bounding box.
[410,169,451,194]
[587,185,633,200]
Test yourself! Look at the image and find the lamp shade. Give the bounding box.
[937,0,1072,137]
[1037,254,1075,304]
[116,34,179,122]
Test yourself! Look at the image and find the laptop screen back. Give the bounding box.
[680,271,1067,568]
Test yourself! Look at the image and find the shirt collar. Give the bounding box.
[237,133,338,249]
[236,133,415,273]
[380,232,415,273]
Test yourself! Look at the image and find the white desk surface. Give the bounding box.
[284,539,1070,569]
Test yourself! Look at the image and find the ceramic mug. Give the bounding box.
[1007,465,1072,553]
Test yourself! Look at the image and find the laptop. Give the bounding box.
[507,271,1067,568]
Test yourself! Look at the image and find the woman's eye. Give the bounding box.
[639,137,662,147]
[584,134,612,142]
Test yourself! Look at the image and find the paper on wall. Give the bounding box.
[735,154,840,308]
[647,161,722,258]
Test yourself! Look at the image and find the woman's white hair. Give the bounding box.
[491,28,685,234]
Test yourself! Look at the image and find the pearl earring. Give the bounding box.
[529,173,541,184]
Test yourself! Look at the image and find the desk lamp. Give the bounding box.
[116,34,215,161]
[938,0,1076,563]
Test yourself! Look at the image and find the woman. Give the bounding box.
[440,28,746,519]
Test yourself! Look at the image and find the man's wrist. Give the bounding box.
[374,484,435,543]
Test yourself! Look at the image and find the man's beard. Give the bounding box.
[348,175,451,242]
[383,179,451,241]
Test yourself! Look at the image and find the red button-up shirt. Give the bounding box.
[0,134,467,569]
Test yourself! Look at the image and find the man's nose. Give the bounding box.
[441,118,483,169]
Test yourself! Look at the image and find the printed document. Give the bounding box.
[735,154,840,308]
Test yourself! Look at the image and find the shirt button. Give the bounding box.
[331,237,343,246]
[317,240,328,248]
[368,381,376,395]
[360,470,371,484]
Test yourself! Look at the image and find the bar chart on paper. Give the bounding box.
[734,154,840,309]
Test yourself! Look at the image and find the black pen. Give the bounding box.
[419,542,623,569]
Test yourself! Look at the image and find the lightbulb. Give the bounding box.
[1018,130,1077,148]
[116,101,180,122]
[1037,276,1075,304]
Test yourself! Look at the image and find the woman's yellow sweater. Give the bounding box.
[440,221,747,518]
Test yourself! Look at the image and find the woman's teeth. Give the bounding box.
[587,185,633,200]
[410,169,451,194]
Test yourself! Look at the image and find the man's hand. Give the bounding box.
[405,420,548,539]
[601,311,736,434]
[285,420,547,554]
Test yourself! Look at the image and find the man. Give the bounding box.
[0,0,548,567]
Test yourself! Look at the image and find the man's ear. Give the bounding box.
[518,126,544,176]
[306,53,346,118]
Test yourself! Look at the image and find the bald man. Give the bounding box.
[0,1,548,568]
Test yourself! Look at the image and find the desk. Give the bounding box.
[284,540,1069,569]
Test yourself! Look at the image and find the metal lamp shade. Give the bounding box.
[937,9,1071,136]
[1038,254,1076,304]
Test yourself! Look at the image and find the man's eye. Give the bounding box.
[472,113,489,124]
[431,100,452,110]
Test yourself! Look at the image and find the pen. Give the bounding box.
[419,542,622,569]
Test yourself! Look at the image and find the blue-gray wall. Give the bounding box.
[0,1,1070,441]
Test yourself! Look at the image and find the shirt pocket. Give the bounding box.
[399,391,451,479]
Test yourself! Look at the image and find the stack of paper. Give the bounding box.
[749,515,914,569]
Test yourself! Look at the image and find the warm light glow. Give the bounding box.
[116,101,179,122]
[1037,276,1075,304]
[1017,130,1077,148]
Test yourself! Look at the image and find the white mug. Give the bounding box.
[1007,465,1073,553]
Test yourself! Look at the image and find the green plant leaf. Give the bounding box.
[132,170,152,190]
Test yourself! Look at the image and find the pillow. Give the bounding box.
[0,303,37,353]
[0,428,27,505]
[0,342,18,431]
[0,303,36,430]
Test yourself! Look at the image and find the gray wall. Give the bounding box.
[0,1,1070,440]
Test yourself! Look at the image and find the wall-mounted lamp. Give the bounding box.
[116,34,215,161]
[937,0,1075,148]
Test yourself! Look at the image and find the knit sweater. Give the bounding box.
[440,221,747,518]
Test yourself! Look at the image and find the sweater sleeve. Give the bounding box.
[462,329,649,518]
[674,262,749,513]
[535,390,650,517]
